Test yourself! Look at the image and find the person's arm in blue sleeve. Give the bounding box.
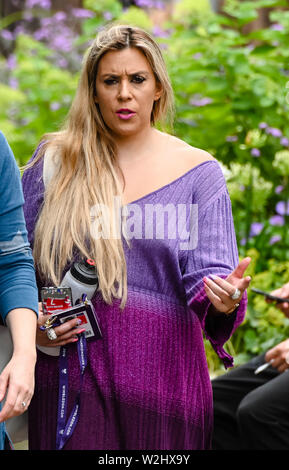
[0,133,38,322]
[0,132,38,423]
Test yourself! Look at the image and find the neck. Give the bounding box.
[115,126,157,166]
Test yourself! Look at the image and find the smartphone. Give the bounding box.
[251,287,289,303]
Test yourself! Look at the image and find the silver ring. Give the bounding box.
[285,354,289,366]
[46,327,57,341]
[231,288,241,300]
[21,401,26,408]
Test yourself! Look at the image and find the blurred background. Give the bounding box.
[1,0,289,374]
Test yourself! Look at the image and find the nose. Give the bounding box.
[117,79,132,101]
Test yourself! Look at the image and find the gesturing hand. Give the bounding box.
[203,257,251,315]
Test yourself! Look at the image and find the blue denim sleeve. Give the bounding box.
[0,132,38,323]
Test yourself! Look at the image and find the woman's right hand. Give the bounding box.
[266,282,289,318]
[36,302,86,347]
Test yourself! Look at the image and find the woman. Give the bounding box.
[0,132,38,450]
[22,24,250,450]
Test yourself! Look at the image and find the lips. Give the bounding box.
[116,108,136,120]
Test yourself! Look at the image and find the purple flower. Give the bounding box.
[50,102,61,111]
[71,8,95,19]
[246,44,255,53]
[26,0,51,9]
[275,185,284,194]
[270,23,284,31]
[14,24,25,36]
[226,135,238,142]
[178,118,197,127]
[251,148,260,157]
[192,52,202,60]
[250,222,264,237]
[40,17,52,27]
[280,137,289,146]
[269,215,284,226]
[266,127,283,137]
[1,30,14,41]
[103,11,113,21]
[190,96,213,107]
[54,11,67,22]
[34,28,50,40]
[8,77,19,89]
[135,0,154,7]
[51,35,73,52]
[276,201,289,216]
[259,122,268,129]
[154,0,165,9]
[40,0,51,9]
[152,25,171,38]
[269,235,282,245]
[57,57,68,68]
[6,54,17,70]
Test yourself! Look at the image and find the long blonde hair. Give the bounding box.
[27,24,174,309]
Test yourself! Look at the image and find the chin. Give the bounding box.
[110,124,144,138]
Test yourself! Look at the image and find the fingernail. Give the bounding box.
[210,274,217,280]
[77,328,86,334]
[76,319,82,325]
[71,338,78,342]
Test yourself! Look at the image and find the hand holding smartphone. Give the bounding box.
[251,287,289,303]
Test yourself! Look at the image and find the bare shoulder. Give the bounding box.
[163,133,216,174]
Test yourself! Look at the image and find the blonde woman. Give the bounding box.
[22,25,250,450]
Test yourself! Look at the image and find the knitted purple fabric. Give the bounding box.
[22,158,247,450]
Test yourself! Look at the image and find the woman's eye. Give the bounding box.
[132,76,145,83]
[103,76,146,85]
[104,79,118,85]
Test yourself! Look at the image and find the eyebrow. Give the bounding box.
[100,71,150,78]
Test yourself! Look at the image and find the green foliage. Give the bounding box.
[0,32,78,163]
[117,7,153,30]
[223,0,287,26]
[173,0,212,20]
[1,0,289,372]
[0,81,26,140]
[273,150,289,176]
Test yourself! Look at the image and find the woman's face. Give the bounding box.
[95,47,162,139]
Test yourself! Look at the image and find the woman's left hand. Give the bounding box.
[0,307,37,423]
[203,257,251,315]
[0,352,36,423]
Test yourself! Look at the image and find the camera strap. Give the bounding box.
[56,333,87,450]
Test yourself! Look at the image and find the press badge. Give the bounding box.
[50,301,102,341]
[41,287,73,314]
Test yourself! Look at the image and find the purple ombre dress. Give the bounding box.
[22,157,247,450]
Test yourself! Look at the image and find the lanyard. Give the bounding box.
[56,333,87,450]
